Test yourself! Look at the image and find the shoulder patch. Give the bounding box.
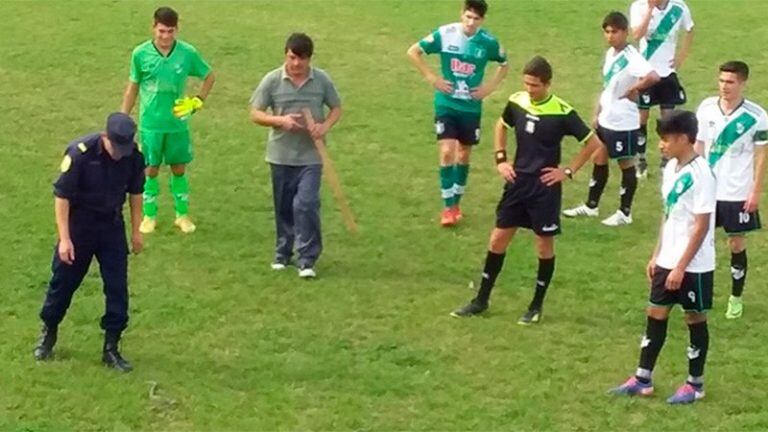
[60,155,72,173]
[77,142,88,153]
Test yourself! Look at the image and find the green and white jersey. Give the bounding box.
[658,156,715,272]
[129,39,211,132]
[630,0,694,78]
[696,97,768,200]
[419,23,507,114]
[598,45,654,131]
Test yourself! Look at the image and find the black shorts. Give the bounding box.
[716,201,762,234]
[649,266,714,312]
[435,110,481,145]
[496,174,561,236]
[597,126,639,160]
[638,73,687,110]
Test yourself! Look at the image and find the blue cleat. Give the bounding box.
[608,376,654,397]
[667,383,705,405]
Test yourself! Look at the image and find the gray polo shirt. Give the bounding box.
[250,66,341,166]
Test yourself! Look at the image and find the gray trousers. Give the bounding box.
[270,163,322,268]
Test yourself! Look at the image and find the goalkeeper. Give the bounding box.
[121,6,216,234]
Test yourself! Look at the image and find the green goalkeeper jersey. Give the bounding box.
[129,39,211,132]
[419,23,507,115]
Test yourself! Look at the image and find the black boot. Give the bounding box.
[102,332,133,372]
[33,324,58,361]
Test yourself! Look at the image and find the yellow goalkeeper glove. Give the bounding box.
[172,96,204,120]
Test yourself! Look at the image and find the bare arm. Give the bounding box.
[121,82,139,114]
[407,43,451,94]
[540,133,604,186]
[472,63,509,100]
[568,133,603,174]
[674,28,694,70]
[129,193,144,254]
[324,106,343,131]
[198,71,216,100]
[745,144,767,212]
[54,197,71,243]
[631,3,655,41]
[250,108,304,132]
[407,43,438,86]
[494,118,516,182]
[54,197,75,265]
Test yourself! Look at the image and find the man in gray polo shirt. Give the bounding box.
[250,33,343,278]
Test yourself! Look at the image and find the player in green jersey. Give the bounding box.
[407,0,508,227]
[121,7,216,234]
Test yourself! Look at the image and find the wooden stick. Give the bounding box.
[301,108,359,235]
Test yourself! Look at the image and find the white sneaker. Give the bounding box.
[601,210,633,226]
[563,204,599,218]
[270,262,287,271]
[298,268,317,279]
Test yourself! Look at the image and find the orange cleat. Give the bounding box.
[440,208,456,227]
[451,205,463,222]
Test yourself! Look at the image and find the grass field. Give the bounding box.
[2,1,768,430]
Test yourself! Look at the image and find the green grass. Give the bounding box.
[2,0,768,430]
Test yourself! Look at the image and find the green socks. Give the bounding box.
[440,166,455,208]
[143,176,159,218]
[170,173,190,217]
[454,164,470,205]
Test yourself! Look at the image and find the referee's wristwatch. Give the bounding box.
[563,167,573,180]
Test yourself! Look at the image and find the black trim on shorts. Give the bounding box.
[715,201,762,235]
[597,126,639,160]
[649,266,714,313]
[637,73,687,110]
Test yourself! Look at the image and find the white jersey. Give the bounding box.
[696,97,768,201]
[598,45,655,131]
[630,0,694,78]
[657,156,716,273]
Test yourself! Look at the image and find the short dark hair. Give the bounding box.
[719,61,750,81]
[602,11,629,31]
[285,33,314,58]
[464,0,488,17]
[153,7,178,27]
[656,110,698,144]
[523,56,553,84]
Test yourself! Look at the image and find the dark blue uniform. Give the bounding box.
[40,133,144,333]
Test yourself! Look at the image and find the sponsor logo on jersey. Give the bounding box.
[450,58,476,75]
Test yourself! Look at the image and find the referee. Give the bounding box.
[451,57,602,324]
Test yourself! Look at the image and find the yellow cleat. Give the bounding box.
[174,216,196,234]
[139,216,156,234]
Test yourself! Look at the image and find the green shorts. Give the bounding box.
[139,129,193,166]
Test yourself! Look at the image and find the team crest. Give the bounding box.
[736,122,745,134]
[474,47,486,58]
[676,182,685,193]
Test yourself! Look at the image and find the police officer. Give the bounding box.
[34,112,145,373]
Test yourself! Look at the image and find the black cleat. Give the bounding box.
[450,300,488,317]
[33,324,57,361]
[517,308,542,325]
[102,333,133,372]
